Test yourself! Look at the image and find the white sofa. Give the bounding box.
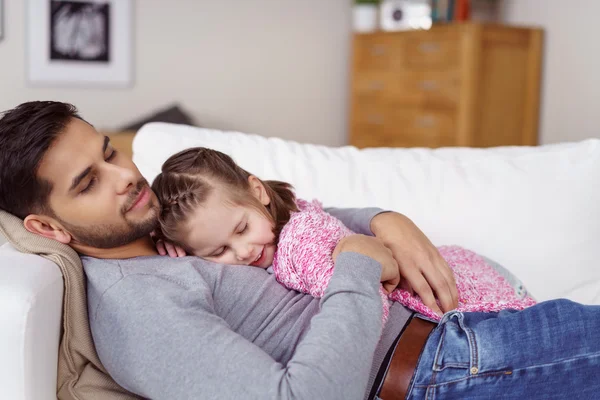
[2,122,600,400]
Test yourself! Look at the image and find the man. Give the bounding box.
[0,101,598,400]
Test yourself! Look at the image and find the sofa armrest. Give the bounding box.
[0,244,63,400]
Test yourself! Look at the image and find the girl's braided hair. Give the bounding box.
[151,147,297,251]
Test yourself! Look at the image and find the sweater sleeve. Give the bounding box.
[324,207,389,236]
[91,252,384,400]
[273,200,355,297]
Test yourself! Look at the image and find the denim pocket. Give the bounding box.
[433,311,478,375]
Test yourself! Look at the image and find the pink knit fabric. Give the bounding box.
[272,199,536,322]
[272,199,391,322]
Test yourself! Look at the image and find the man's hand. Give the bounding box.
[370,212,458,316]
[333,234,401,294]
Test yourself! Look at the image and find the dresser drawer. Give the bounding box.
[352,72,395,103]
[353,34,403,71]
[397,109,456,139]
[353,70,460,108]
[395,70,461,108]
[351,107,456,148]
[403,32,461,69]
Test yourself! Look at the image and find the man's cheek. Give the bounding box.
[97,188,120,216]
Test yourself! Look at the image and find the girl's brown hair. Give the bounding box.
[151,147,298,249]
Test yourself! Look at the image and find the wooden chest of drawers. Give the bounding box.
[349,23,543,148]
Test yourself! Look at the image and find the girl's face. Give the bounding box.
[182,178,276,269]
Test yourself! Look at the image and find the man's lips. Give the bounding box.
[126,187,151,212]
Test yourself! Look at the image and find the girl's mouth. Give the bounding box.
[250,247,265,267]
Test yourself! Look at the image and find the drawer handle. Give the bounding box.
[370,44,387,56]
[418,42,441,53]
[367,114,385,125]
[367,81,385,91]
[419,80,439,91]
[414,116,437,128]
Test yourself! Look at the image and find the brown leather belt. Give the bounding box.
[378,317,437,400]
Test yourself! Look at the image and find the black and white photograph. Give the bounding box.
[27,0,132,87]
[50,1,111,62]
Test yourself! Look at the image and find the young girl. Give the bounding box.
[151,147,536,321]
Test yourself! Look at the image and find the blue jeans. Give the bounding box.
[406,299,600,399]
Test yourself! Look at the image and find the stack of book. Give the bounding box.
[431,0,470,22]
[431,0,498,23]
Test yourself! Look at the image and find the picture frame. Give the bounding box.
[27,0,133,87]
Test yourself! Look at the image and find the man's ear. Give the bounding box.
[23,214,72,244]
[248,175,270,206]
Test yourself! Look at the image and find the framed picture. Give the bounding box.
[27,0,133,87]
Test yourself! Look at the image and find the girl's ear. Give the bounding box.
[248,175,270,206]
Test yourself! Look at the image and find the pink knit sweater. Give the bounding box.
[272,199,536,322]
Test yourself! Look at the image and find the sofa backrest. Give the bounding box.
[133,123,600,304]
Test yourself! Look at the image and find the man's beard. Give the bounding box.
[60,179,159,249]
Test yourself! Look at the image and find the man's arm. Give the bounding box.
[91,253,384,400]
[324,207,385,235]
[326,207,458,315]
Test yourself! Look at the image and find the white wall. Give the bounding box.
[3,0,598,148]
[500,0,600,144]
[0,0,352,146]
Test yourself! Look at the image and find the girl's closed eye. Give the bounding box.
[212,246,227,257]
[238,223,249,234]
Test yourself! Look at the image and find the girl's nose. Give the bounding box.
[235,244,252,261]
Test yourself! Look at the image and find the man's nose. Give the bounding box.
[108,163,138,195]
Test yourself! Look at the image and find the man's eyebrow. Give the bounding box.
[69,166,92,192]
[103,136,110,152]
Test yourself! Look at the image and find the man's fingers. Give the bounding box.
[436,257,458,309]
[429,252,458,309]
[422,266,456,313]
[403,269,443,316]
[383,275,400,294]
[398,279,414,295]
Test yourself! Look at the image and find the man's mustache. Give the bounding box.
[121,179,150,215]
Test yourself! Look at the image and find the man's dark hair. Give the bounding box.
[0,101,84,219]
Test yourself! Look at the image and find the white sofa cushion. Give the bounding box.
[0,243,63,400]
[133,123,600,304]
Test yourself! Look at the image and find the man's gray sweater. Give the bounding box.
[82,208,412,399]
